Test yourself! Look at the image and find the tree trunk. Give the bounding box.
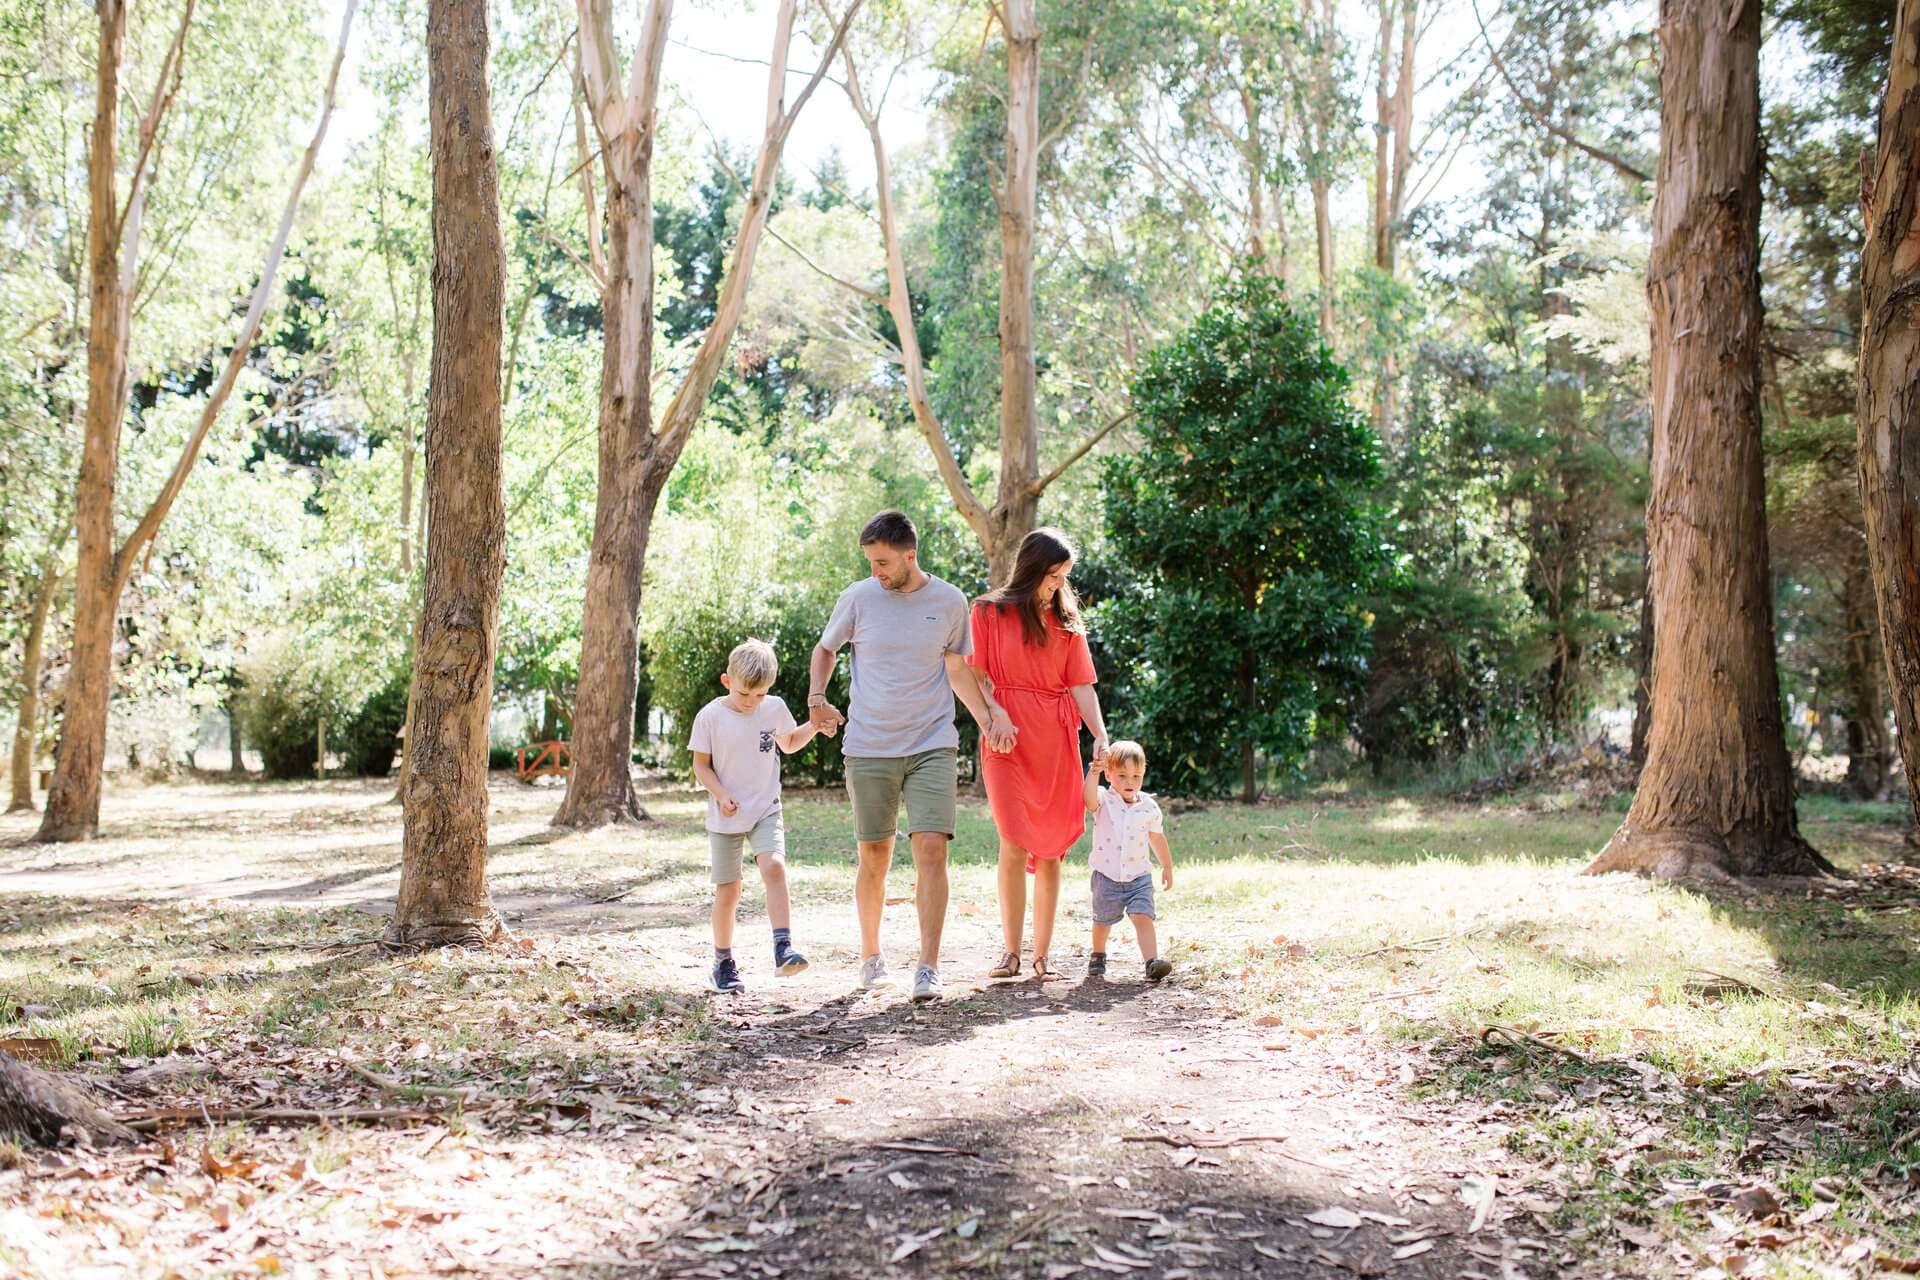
[37,0,134,844]
[1843,561,1891,798]
[0,1051,135,1149]
[1858,0,1920,825]
[226,692,245,776]
[991,0,1044,586]
[1586,0,1824,878]
[1629,549,1652,770]
[8,556,61,813]
[1372,0,1393,271]
[389,0,508,949]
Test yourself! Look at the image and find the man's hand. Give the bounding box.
[718,794,740,818]
[983,707,1019,754]
[809,700,845,734]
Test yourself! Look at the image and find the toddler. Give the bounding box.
[1082,739,1174,980]
[690,639,831,993]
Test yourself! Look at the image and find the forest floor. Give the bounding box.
[4,774,1920,1279]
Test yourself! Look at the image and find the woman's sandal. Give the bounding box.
[989,952,1021,980]
[1032,955,1061,982]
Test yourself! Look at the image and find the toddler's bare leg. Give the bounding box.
[1130,913,1158,961]
[757,855,791,931]
[1091,922,1112,952]
[711,880,744,950]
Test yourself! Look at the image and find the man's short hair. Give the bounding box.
[1107,740,1147,770]
[859,509,918,551]
[728,638,779,690]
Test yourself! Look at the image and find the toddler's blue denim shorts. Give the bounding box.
[1090,870,1155,925]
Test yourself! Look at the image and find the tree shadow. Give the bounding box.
[1694,868,1920,1001]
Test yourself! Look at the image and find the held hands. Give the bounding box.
[982,707,1019,754]
[808,699,845,735]
[1090,742,1110,777]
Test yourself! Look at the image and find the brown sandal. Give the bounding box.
[989,952,1021,979]
[1032,955,1061,981]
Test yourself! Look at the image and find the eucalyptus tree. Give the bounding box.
[34,0,356,841]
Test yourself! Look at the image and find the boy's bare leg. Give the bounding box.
[1031,858,1062,963]
[1091,922,1113,953]
[711,880,744,950]
[757,855,791,931]
[909,830,949,968]
[855,838,895,958]
[996,840,1027,959]
[1130,913,1158,961]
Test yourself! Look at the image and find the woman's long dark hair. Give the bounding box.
[978,527,1085,647]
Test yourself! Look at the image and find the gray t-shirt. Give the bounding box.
[819,574,972,758]
[688,695,797,833]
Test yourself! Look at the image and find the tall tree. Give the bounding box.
[35,0,356,842]
[1857,0,1920,831]
[1585,0,1825,878]
[6,552,60,812]
[553,0,858,829]
[389,0,508,948]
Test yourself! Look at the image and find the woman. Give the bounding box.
[969,528,1108,980]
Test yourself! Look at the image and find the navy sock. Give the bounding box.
[772,927,792,947]
[715,946,733,962]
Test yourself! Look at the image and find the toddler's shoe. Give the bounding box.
[1086,952,1107,977]
[776,940,809,977]
[1144,957,1172,982]
[709,955,746,994]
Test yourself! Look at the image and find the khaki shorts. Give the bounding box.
[710,808,785,884]
[845,749,958,844]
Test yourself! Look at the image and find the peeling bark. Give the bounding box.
[1586,0,1824,879]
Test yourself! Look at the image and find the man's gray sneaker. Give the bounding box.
[911,964,943,1004]
[859,954,894,990]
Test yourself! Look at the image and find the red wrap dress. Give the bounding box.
[968,602,1097,870]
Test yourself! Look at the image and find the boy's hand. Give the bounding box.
[1161,864,1173,890]
[718,795,740,818]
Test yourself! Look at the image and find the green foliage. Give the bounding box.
[339,673,409,778]
[1101,274,1384,796]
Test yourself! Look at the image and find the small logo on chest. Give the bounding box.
[759,731,774,753]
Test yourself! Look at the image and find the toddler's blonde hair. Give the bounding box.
[1106,740,1146,769]
[727,638,778,690]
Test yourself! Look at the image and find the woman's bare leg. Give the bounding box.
[1031,858,1062,966]
[997,840,1027,959]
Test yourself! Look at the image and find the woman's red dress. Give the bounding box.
[968,601,1097,869]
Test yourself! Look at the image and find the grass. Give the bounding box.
[5,772,1920,1275]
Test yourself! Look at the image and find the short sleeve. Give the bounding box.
[1145,798,1165,834]
[966,603,990,670]
[946,589,973,656]
[768,696,797,735]
[820,586,857,652]
[688,706,714,755]
[1063,629,1096,685]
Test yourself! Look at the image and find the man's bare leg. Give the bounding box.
[910,830,950,969]
[856,837,895,960]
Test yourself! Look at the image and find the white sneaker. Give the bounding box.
[859,954,894,989]
[911,964,943,1004]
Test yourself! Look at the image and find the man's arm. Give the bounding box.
[691,750,737,817]
[807,645,846,732]
[945,652,1017,753]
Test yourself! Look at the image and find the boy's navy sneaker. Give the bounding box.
[709,955,746,994]
[1086,952,1107,977]
[775,940,809,977]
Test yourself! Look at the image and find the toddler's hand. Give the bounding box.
[719,795,740,817]
[1161,865,1173,890]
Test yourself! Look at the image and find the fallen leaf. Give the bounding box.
[0,1038,61,1064]
[956,1217,979,1239]
[1305,1207,1363,1229]
[1462,1175,1497,1233]
[1393,1240,1434,1260]
[1730,1186,1782,1221]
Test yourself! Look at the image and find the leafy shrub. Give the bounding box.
[339,672,409,777]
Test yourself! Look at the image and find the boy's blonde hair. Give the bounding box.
[727,638,778,690]
[1106,740,1146,770]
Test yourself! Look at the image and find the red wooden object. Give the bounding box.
[515,740,571,782]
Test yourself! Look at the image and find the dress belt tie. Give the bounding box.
[991,684,1079,731]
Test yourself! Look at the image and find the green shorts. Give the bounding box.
[709,808,785,885]
[845,749,958,844]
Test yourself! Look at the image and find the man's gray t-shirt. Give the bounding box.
[819,574,972,758]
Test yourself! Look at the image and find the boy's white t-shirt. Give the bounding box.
[1089,787,1163,881]
[688,695,797,833]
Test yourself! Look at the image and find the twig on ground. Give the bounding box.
[1122,1132,1292,1149]
[211,937,384,953]
[347,1061,492,1104]
[122,1105,444,1132]
[1480,1024,1589,1063]
[791,1029,867,1048]
[1355,984,1442,1005]
[1356,927,1487,959]
[869,1141,979,1156]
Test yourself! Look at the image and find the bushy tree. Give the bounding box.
[1101,274,1385,799]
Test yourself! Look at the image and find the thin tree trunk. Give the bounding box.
[990,0,1043,585]
[1586,0,1824,878]
[38,0,354,842]
[226,692,244,776]
[1842,560,1890,799]
[1373,0,1393,271]
[1629,548,1652,769]
[8,556,61,813]
[1858,0,1920,827]
[389,0,508,949]
[1312,178,1335,338]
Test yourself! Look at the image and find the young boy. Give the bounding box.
[1082,740,1174,981]
[690,639,832,994]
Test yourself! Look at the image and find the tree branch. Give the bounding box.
[1470,0,1649,183]
[116,0,195,250]
[1030,408,1134,496]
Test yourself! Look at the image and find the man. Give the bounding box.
[810,510,1016,1003]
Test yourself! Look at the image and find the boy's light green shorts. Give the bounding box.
[845,749,957,844]
[709,808,785,885]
